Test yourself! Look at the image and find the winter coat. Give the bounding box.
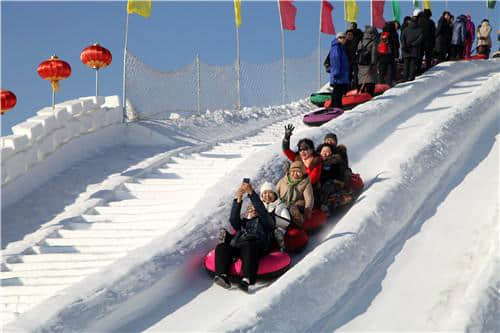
[319,154,348,185]
[329,39,351,85]
[418,15,436,51]
[435,16,452,54]
[401,20,424,59]
[477,21,492,48]
[276,174,314,211]
[282,140,323,185]
[383,21,400,59]
[262,198,291,229]
[229,191,274,249]
[451,15,467,46]
[357,27,378,84]
[465,16,475,43]
[376,37,395,64]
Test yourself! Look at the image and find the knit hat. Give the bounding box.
[260,181,277,196]
[289,161,306,174]
[336,31,346,39]
[324,133,338,142]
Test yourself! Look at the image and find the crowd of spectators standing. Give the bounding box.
[326,8,494,107]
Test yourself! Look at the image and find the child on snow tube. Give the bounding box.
[260,182,291,252]
[214,181,274,292]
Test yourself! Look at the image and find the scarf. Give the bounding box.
[285,174,303,206]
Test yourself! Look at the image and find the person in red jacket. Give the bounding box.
[282,124,322,186]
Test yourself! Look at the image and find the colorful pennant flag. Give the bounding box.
[321,0,335,34]
[345,0,359,22]
[487,0,496,8]
[423,0,431,9]
[391,0,401,22]
[372,0,386,29]
[127,0,152,17]
[279,0,297,31]
[234,0,242,27]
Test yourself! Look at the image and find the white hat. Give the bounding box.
[336,31,346,38]
[413,8,422,17]
[260,181,277,196]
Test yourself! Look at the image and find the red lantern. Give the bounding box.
[1,89,17,115]
[81,43,112,70]
[37,55,71,93]
[81,43,112,97]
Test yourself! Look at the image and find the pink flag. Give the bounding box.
[372,0,386,29]
[321,0,335,34]
[279,0,297,31]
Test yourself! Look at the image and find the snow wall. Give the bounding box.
[5,60,499,332]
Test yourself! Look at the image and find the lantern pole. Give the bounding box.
[96,69,99,97]
[52,87,55,110]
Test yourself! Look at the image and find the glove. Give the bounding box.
[284,124,295,140]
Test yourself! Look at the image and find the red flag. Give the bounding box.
[279,0,297,31]
[321,0,335,34]
[372,0,386,29]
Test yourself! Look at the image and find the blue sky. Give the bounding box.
[1,0,498,135]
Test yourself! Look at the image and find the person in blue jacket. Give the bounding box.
[329,32,351,108]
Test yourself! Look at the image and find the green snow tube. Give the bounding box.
[309,92,331,107]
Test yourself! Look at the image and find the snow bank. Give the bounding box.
[1,96,123,208]
[211,73,500,332]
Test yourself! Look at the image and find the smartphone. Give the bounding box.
[243,178,250,184]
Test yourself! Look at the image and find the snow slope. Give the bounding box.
[2,60,499,332]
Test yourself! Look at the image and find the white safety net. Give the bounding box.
[125,47,330,120]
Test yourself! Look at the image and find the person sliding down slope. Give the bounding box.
[282,124,322,186]
[214,181,274,292]
[276,161,314,226]
[260,182,291,252]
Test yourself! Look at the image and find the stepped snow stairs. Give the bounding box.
[0,116,304,324]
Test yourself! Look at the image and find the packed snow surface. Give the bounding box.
[2,60,499,332]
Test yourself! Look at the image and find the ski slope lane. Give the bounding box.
[0,114,306,327]
[128,66,500,333]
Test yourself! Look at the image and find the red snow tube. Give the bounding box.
[350,173,364,192]
[302,209,327,231]
[284,227,309,252]
[204,249,291,279]
[342,92,372,107]
[374,83,390,95]
[464,54,488,60]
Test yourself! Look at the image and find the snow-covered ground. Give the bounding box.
[2,60,499,332]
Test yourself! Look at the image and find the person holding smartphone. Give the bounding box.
[214,180,274,292]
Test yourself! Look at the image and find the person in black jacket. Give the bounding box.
[434,11,453,62]
[214,181,274,292]
[420,9,436,70]
[401,15,424,81]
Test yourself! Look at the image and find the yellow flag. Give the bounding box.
[127,0,152,17]
[234,0,242,27]
[423,0,431,9]
[344,0,359,23]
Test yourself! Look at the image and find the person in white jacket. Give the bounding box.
[260,182,291,251]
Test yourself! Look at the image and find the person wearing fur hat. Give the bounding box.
[276,160,314,226]
[260,182,291,252]
[282,124,323,185]
[214,181,274,292]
